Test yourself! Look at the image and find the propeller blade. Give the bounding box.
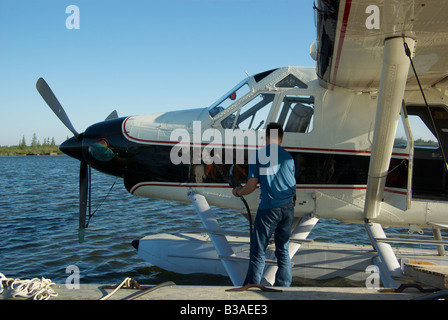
[105,110,118,121]
[79,161,89,242]
[36,78,79,138]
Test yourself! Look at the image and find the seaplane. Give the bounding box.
[36,0,448,289]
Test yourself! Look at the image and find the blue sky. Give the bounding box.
[0,0,316,146]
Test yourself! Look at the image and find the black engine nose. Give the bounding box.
[60,117,134,179]
[59,136,84,161]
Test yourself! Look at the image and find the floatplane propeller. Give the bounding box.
[36,78,118,242]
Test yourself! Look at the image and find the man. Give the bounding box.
[232,123,296,287]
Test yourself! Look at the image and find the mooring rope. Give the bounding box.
[100,278,176,300]
[0,273,58,300]
[100,277,133,300]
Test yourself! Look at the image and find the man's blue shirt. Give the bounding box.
[248,144,296,210]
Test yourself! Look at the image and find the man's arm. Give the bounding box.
[232,177,258,197]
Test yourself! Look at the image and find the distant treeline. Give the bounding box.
[395,137,439,147]
[0,134,63,156]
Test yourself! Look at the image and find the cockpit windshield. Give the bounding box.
[208,79,250,118]
[208,69,282,119]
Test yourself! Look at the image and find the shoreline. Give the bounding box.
[0,152,63,157]
[0,146,63,157]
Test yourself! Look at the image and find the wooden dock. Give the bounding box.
[404,261,448,290]
[0,282,437,301]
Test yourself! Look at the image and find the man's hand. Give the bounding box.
[232,186,242,197]
[231,178,258,198]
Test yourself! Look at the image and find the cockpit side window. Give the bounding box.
[276,95,314,133]
[221,94,275,130]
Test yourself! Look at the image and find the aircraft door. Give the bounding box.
[405,105,448,201]
[275,93,317,215]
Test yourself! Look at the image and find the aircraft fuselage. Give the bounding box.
[60,66,448,231]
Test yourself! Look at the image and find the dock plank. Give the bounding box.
[404,263,448,289]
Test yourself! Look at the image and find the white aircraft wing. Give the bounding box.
[315,0,448,92]
[314,0,448,217]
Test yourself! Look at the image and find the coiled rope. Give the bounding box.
[0,273,58,300]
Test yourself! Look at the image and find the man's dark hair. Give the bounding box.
[266,122,284,139]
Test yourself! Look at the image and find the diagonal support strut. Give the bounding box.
[188,191,246,286]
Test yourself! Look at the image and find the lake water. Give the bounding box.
[0,155,422,286]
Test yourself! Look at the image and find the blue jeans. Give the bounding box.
[244,201,294,287]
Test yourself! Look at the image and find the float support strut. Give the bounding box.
[262,216,319,286]
[365,221,402,288]
[189,192,246,286]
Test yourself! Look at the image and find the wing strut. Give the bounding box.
[364,37,416,220]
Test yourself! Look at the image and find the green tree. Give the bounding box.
[19,136,27,148]
[31,133,40,147]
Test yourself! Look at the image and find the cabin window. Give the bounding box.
[394,115,407,148]
[395,114,439,148]
[221,93,275,130]
[410,115,439,147]
[276,95,314,133]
